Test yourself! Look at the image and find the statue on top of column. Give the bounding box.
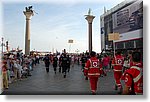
[88,8,91,15]
[25,6,33,13]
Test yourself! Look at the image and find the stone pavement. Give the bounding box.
[2,61,120,95]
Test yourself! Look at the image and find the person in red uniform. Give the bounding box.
[112,50,124,94]
[121,51,143,95]
[84,51,102,95]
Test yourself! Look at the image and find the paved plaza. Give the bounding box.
[2,61,120,95]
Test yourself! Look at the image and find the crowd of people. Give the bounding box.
[38,49,143,95]
[1,52,41,90]
[1,49,143,95]
[43,53,79,78]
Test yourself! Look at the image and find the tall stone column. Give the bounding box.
[23,6,34,55]
[85,9,95,53]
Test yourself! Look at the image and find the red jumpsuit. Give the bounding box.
[121,62,143,94]
[112,55,124,89]
[84,57,102,93]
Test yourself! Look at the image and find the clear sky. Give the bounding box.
[1,0,124,53]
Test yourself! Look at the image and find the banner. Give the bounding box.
[112,0,143,34]
[68,39,73,43]
[108,33,120,41]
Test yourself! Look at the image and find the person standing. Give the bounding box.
[43,54,50,73]
[36,55,40,64]
[6,57,11,84]
[13,59,18,81]
[84,51,102,95]
[16,59,23,81]
[52,54,58,74]
[112,50,124,94]
[77,55,80,65]
[2,59,9,89]
[123,57,130,72]
[71,55,75,67]
[121,51,143,95]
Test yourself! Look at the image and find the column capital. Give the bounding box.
[23,11,34,20]
[85,15,95,24]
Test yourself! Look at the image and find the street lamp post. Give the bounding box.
[75,49,79,54]
[1,37,5,56]
[68,39,73,53]
[6,41,8,52]
[85,8,95,53]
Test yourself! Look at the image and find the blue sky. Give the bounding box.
[1,0,124,53]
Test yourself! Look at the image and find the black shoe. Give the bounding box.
[59,68,61,73]
[85,77,88,80]
[100,75,103,77]
[118,90,122,94]
[91,90,96,95]
[28,74,32,76]
[118,87,123,94]
[114,85,118,90]
[64,75,66,78]
[92,92,96,95]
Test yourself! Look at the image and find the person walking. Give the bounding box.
[61,54,69,78]
[80,54,87,72]
[112,50,124,94]
[52,54,58,74]
[84,52,90,80]
[121,51,143,95]
[43,54,50,73]
[58,54,63,73]
[102,54,110,75]
[67,55,71,73]
[84,51,102,95]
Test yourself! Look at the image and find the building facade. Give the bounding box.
[100,0,143,51]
